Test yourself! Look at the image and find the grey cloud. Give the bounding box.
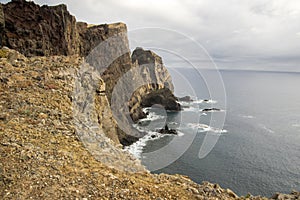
[2,0,300,71]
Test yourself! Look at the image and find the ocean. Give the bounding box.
[126,68,300,197]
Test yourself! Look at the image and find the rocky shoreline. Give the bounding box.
[0,0,299,199]
[1,46,299,200]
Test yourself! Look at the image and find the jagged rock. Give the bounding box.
[0,0,179,146]
[0,1,299,199]
[179,96,193,102]
[1,0,126,57]
[157,125,178,135]
[128,47,177,123]
[202,108,221,112]
[141,88,181,112]
[2,1,79,56]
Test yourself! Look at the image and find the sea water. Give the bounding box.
[126,68,300,197]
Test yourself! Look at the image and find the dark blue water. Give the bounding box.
[136,69,300,197]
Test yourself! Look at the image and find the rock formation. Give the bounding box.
[128,48,179,123]
[0,0,180,146]
[0,1,299,199]
[2,0,79,56]
[0,47,145,173]
[0,46,299,200]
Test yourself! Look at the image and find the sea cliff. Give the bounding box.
[0,1,299,199]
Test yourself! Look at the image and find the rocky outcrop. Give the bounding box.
[0,47,145,173]
[77,22,128,57]
[157,125,178,135]
[140,88,181,111]
[179,95,193,102]
[0,0,129,59]
[0,0,180,146]
[2,0,79,56]
[1,47,300,200]
[128,48,178,122]
[1,2,299,199]
[0,0,135,145]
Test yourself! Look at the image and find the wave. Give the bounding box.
[182,106,199,112]
[241,115,255,119]
[139,107,166,122]
[259,124,275,134]
[203,99,217,104]
[292,124,300,127]
[186,123,227,134]
[178,99,217,105]
[125,130,178,159]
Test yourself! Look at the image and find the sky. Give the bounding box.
[1,0,300,71]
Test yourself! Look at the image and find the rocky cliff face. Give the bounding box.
[0,47,299,200]
[0,0,128,58]
[0,47,145,173]
[0,0,180,146]
[2,0,79,56]
[129,48,180,122]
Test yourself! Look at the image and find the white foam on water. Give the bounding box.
[191,100,204,104]
[178,99,217,105]
[186,123,227,134]
[202,99,217,104]
[124,130,169,159]
[292,124,300,127]
[177,131,185,136]
[139,107,166,122]
[259,124,275,134]
[177,101,193,107]
[240,115,255,119]
[182,106,199,112]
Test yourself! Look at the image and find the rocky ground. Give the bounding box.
[0,48,299,199]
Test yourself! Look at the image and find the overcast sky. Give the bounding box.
[1,0,300,71]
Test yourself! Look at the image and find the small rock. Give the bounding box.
[38,113,47,119]
[226,188,238,198]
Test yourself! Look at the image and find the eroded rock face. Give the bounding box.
[77,22,128,58]
[2,0,79,56]
[128,48,177,123]
[0,0,179,146]
[1,0,129,59]
[0,47,145,173]
[140,88,181,111]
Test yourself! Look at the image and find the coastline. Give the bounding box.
[0,1,299,199]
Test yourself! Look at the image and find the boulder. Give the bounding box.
[157,125,177,135]
[202,108,221,112]
[141,88,181,112]
[178,96,193,102]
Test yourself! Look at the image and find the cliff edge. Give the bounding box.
[0,0,180,146]
[0,1,299,199]
[1,46,298,200]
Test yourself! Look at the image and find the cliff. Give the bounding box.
[0,0,180,146]
[2,0,79,56]
[1,47,299,200]
[0,0,126,57]
[1,1,298,199]
[129,48,180,122]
